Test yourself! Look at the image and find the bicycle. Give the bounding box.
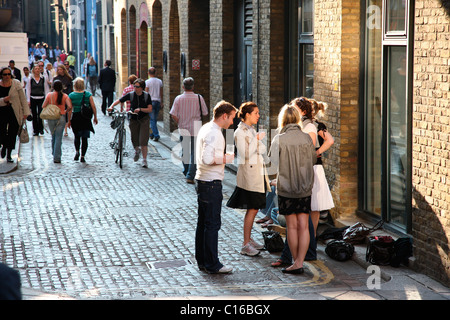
[109,110,132,168]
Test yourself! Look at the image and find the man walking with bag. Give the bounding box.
[170,77,208,184]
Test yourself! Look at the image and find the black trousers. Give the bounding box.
[101,90,114,114]
[0,105,19,150]
[30,97,44,134]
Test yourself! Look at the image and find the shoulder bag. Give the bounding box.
[40,93,61,120]
[81,91,93,120]
[19,120,29,143]
[198,94,209,124]
[262,231,285,252]
[366,235,395,265]
[325,240,355,261]
[342,220,384,244]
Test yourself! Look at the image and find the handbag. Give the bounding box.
[342,220,384,244]
[19,121,29,143]
[262,231,285,252]
[366,236,395,265]
[81,91,93,120]
[325,240,355,261]
[40,94,61,120]
[198,94,209,124]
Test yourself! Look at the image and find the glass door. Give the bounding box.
[363,0,413,232]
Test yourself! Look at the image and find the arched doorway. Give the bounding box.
[139,21,149,79]
[120,8,129,90]
[152,0,163,72]
[187,0,210,111]
[167,0,180,132]
[129,6,137,76]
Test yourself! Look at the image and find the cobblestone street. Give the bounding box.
[1,97,449,302]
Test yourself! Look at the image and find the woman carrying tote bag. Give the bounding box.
[41,80,72,163]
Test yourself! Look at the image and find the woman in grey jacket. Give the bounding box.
[227,102,270,256]
[269,104,316,274]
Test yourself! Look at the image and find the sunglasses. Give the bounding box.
[134,85,141,88]
[2,73,11,76]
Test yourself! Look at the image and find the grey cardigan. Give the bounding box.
[269,123,316,198]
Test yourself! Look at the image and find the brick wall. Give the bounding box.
[412,0,450,286]
[314,0,361,217]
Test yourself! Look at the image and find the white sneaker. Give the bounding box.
[216,265,233,274]
[240,243,260,256]
[134,149,140,162]
[142,159,148,168]
[250,239,264,250]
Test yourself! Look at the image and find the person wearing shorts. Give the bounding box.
[108,78,152,168]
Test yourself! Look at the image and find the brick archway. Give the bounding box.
[129,5,137,76]
[187,0,210,111]
[167,0,180,132]
[151,0,163,72]
[120,8,129,90]
[139,21,149,79]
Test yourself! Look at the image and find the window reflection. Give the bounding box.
[364,0,382,216]
[387,0,406,32]
[388,46,407,226]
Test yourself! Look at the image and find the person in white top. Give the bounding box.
[145,67,163,141]
[194,100,237,274]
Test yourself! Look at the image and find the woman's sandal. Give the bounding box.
[261,219,274,228]
[271,259,290,268]
[256,217,270,224]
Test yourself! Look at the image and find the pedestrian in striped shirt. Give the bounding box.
[170,77,209,184]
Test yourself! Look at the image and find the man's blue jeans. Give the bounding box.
[149,101,160,139]
[181,135,196,180]
[195,180,224,273]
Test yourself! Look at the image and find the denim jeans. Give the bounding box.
[181,135,196,180]
[149,100,161,139]
[47,115,66,161]
[195,180,224,273]
[261,186,277,219]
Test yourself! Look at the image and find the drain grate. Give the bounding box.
[146,259,192,270]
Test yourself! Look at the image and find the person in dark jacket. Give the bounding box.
[98,60,116,115]
[0,263,22,300]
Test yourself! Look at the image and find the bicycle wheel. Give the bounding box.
[118,126,124,168]
[114,130,120,163]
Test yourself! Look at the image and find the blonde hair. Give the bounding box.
[278,104,300,129]
[73,77,85,91]
[57,64,72,80]
[309,99,328,120]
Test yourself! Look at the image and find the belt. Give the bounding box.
[196,179,222,184]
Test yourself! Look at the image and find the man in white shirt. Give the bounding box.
[194,100,237,274]
[145,67,163,141]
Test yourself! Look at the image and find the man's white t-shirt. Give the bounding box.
[145,77,163,102]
